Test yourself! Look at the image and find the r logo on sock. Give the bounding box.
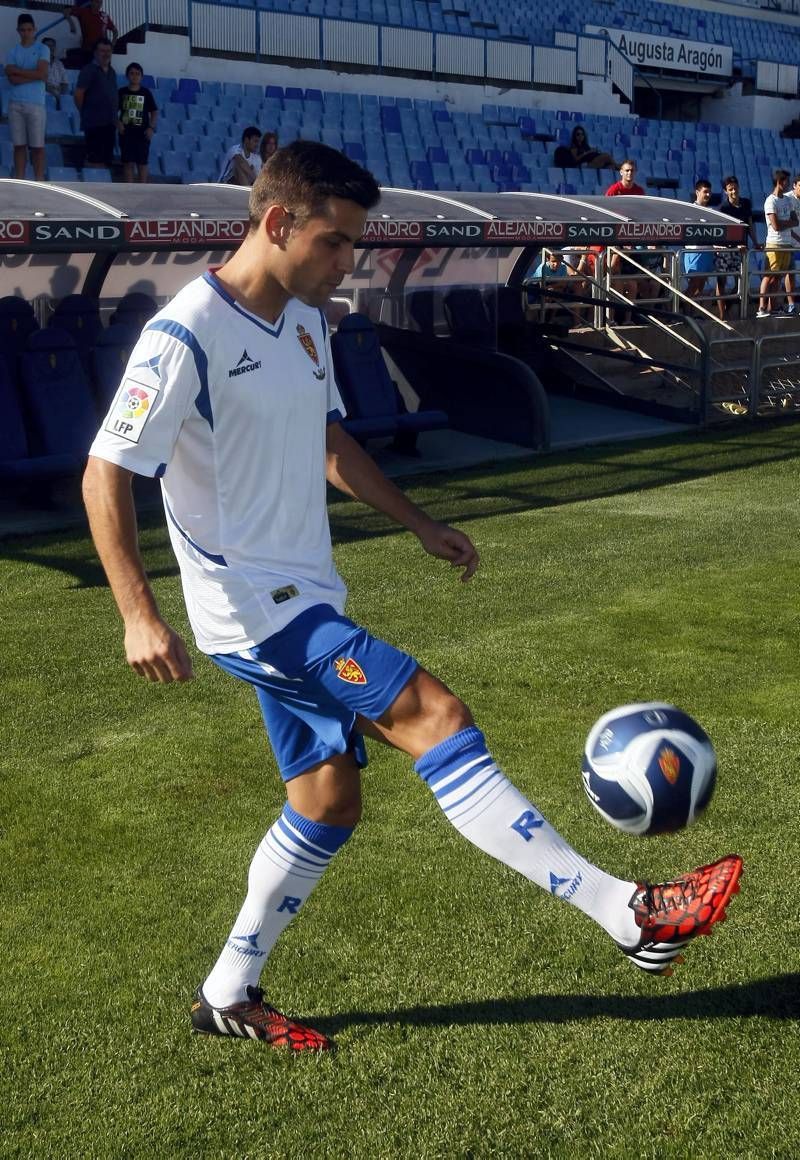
[277,896,302,914]
[511,809,545,841]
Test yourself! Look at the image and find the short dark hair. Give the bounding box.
[126,61,144,76]
[17,12,35,27]
[93,37,113,51]
[249,140,381,231]
[774,168,790,185]
[241,126,261,144]
[695,179,712,192]
[722,175,739,188]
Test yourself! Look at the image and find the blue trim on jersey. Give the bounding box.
[202,270,286,339]
[327,407,343,424]
[319,309,328,340]
[146,318,213,431]
[163,496,227,566]
[154,462,167,478]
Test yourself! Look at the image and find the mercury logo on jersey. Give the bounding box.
[228,349,262,377]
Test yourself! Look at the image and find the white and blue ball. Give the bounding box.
[581,702,717,836]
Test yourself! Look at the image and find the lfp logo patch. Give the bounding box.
[105,376,159,443]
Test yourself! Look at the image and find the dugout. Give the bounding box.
[0,180,751,480]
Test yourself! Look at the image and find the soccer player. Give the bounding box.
[83,141,743,1053]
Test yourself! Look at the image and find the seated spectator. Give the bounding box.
[64,0,117,68]
[259,130,278,166]
[554,125,615,170]
[118,61,157,183]
[219,126,262,186]
[527,249,575,322]
[42,37,69,108]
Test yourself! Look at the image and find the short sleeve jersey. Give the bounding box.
[6,41,50,105]
[89,272,348,655]
[764,192,795,248]
[118,85,157,130]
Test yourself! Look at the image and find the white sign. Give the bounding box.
[587,25,733,78]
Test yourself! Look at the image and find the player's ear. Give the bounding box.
[264,205,293,246]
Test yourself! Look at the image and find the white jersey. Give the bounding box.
[89,271,348,654]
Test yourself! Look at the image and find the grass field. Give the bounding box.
[3,423,799,1159]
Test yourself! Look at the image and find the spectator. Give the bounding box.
[118,61,157,183]
[683,180,716,304]
[42,37,69,108]
[554,125,615,170]
[527,249,575,321]
[4,14,49,182]
[605,160,646,314]
[74,38,118,170]
[64,0,117,68]
[218,126,262,186]
[758,169,797,317]
[259,130,278,166]
[782,173,800,316]
[715,175,757,321]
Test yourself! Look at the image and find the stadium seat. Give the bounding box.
[92,323,139,409]
[442,288,494,346]
[49,294,103,374]
[0,296,39,369]
[0,355,76,480]
[110,291,158,329]
[331,313,447,450]
[19,330,98,460]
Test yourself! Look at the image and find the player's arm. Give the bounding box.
[82,455,194,682]
[325,420,479,581]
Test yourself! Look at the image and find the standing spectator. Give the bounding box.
[604,159,645,198]
[74,38,118,170]
[605,160,646,316]
[218,126,262,186]
[42,37,69,108]
[4,13,49,182]
[118,61,157,183]
[683,179,716,305]
[781,173,800,316]
[757,169,797,317]
[259,130,278,167]
[63,0,117,68]
[715,175,757,321]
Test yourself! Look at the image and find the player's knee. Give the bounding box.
[422,689,473,750]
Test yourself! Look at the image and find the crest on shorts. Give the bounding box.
[334,656,367,685]
[297,324,326,380]
[658,745,681,785]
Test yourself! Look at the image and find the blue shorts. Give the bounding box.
[682,250,715,276]
[210,604,418,781]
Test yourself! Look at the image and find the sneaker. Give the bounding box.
[617,854,743,976]
[721,401,749,416]
[191,985,335,1051]
[756,310,771,318]
[785,304,797,315]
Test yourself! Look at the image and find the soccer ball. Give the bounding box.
[581,702,717,836]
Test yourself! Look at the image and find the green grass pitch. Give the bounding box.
[2,423,799,1158]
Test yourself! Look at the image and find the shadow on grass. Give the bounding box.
[313,973,800,1033]
[3,421,800,587]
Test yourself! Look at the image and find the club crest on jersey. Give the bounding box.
[297,324,326,380]
[658,745,681,785]
[334,656,367,684]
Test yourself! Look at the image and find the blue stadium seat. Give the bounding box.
[92,323,139,409]
[110,291,158,329]
[49,294,102,374]
[0,296,39,369]
[0,355,76,480]
[331,313,447,448]
[442,288,494,346]
[20,330,99,460]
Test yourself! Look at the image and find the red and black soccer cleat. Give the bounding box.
[618,854,743,975]
[191,985,334,1051]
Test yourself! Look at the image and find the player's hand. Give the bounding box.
[416,520,479,582]
[124,616,194,682]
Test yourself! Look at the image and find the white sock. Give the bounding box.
[415,727,639,946]
[202,804,353,1008]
